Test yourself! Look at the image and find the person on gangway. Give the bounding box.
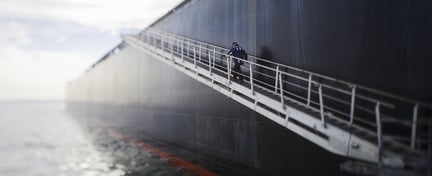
[227,42,248,82]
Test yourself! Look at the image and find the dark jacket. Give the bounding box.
[228,45,248,65]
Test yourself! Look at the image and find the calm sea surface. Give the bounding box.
[0,101,190,176]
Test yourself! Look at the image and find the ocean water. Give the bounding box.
[0,101,190,176]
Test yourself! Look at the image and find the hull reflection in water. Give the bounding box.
[0,101,193,176]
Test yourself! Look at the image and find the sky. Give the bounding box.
[0,0,183,100]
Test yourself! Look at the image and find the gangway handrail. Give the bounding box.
[144,28,432,138]
[144,29,430,118]
[145,29,432,110]
[118,28,430,169]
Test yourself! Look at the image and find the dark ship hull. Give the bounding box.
[66,0,431,175]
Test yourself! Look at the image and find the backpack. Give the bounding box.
[235,46,246,65]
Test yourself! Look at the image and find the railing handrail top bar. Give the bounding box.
[137,30,432,109]
[133,33,397,108]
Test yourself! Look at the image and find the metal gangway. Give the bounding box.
[121,29,431,173]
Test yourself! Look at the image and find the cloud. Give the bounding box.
[0,0,183,100]
[0,19,106,100]
[0,21,32,46]
[0,0,183,32]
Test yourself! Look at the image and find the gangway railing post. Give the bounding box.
[250,63,254,93]
[227,56,231,84]
[154,33,157,46]
[199,43,202,63]
[210,48,215,85]
[161,35,164,51]
[208,49,211,73]
[319,85,326,127]
[150,35,153,46]
[193,43,196,68]
[411,103,419,149]
[181,39,184,63]
[375,102,382,168]
[212,48,216,68]
[349,85,357,125]
[151,36,154,48]
[170,37,173,59]
[150,34,152,46]
[157,35,159,49]
[161,35,164,53]
[279,72,284,109]
[307,74,312,106]
[275,65,280,93]
[187,40,190,59]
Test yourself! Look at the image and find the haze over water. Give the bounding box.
[0,101,190,176]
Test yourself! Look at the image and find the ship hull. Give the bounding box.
[67,47,349,175]
[67,0,431,175]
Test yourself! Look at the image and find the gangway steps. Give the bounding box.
[251,81,425,159]
[121,30,430,174]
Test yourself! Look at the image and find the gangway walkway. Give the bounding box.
[119,29,431,173]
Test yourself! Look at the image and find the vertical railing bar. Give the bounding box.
[176,37,178,54]
[150,35,153,47]
[161,34,164,53]
[181,39,184,62]
[275,65,280,93]
[375,102,382,168]
[185,40,188,58]
[279,72,284,108]
[159,34,161,50]
[170,37,173,59]
[307,74,312,106]
[153,32,159,48]
[199,43,202,63]
[411,103,419,149]
[319,85,325,126]
[161,34,164,50]
[151,36,153,47]
[213,48,216,67]
[227,56,231,84]
[193,43,196,68]
[349,85,357,125]
[208,49,211,72]
[250,63,254,93]
[149,34,152,45]
[177,38,180,54]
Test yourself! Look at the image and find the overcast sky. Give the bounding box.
[0,0,183,100]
